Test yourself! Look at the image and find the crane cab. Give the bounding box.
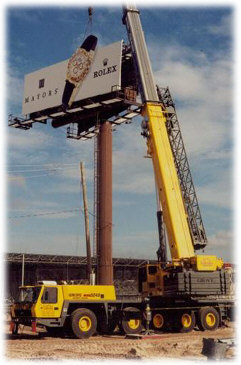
[138,264,168,297]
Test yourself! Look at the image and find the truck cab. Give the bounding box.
[11,282,64,327]
[10,282,117,337]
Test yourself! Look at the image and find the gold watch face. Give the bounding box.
[67,48,92,84]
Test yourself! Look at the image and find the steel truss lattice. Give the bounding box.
[157,86,207,251]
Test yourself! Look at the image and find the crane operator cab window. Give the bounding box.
[41,287,57,303]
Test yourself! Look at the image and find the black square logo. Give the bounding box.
[39,79,45,88]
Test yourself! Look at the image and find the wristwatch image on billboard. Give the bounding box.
[62,34,98,111]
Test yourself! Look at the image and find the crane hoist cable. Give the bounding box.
[83,7,93,40]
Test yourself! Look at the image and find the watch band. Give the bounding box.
[62,35,98,111]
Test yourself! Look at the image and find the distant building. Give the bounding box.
[4,253,154,299]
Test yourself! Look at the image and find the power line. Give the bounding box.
[8,165,81,180]
[8,172,60,180]
[9,207,95,219]
[8,166,78,173]
[9,208,80,219]
[7,162,78,168]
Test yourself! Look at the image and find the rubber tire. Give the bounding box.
[197,307,220,331]
[151,311,166,332]
[178,311,196,333]
[120,307,143,335]
[71,308,97,339]
[97,316,119,335]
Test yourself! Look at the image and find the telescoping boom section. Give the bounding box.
[123,5,222,271]
[144,102,195,259]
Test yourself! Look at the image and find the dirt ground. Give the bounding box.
[4,322,236,361]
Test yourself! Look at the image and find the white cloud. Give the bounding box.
[206,14,232,36]
[149,43,232,160]
[57,163,93,182]
[177,104,229,158]
[203,229,234,262]
[208,230,233,248]
[113,229,159,259]
[8,197,61,214]
[8,232,86,256]
[198,148,232,162]
[155,58,232,107]
[8,127,53,150]
[9,9,42,24]
[113,121,156,195]
[7,66,24,107]
[7,174,26,189]
[46,182,80,195]
[197,177,233,210]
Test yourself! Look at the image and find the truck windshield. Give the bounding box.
[18,287,41,303]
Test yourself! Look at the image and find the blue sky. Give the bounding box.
[5,3,234,262]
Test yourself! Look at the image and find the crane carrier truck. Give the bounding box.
[10,5,234,338]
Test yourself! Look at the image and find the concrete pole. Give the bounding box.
[97,121,113,285]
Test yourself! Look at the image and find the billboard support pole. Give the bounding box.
[97,121,113,285]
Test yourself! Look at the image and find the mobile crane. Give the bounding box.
[122,4,233,332]
[10,5,234,338]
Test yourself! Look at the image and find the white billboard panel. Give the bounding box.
[22,41,122,115]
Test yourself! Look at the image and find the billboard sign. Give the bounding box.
[22,41,123,115]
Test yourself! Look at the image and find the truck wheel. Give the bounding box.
[197,307,219,331]
[97,317,119,335]
[71,308,97,339]
[178,311,196,333]
[120,307,143,335]
[152,312,166,331]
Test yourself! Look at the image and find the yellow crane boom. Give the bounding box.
[123,5,223,271]
[144,102,195,259]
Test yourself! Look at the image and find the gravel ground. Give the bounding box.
[4,322,236,361]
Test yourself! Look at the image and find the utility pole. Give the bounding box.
[80,162,92,281]
[21,253,25,286]
[20,253,25,301]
